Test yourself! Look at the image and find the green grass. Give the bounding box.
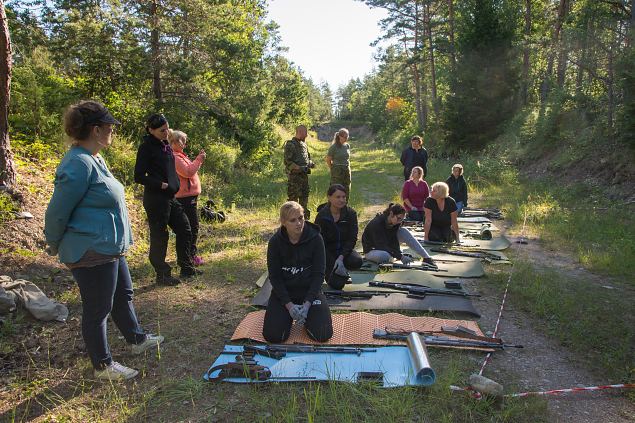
[489,261,634,382]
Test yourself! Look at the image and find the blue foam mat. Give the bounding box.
[203,345,436,387]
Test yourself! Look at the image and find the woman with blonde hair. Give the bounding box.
[325,128,352,195]
[263,201,333,343]
[401,166,429,222]
[424,182,461,243]
[169,130,206,266]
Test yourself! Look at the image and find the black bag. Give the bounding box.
[200,200,226,223]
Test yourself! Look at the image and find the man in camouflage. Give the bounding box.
[284,125,315,219]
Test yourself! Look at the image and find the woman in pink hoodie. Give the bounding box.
[169,130,206,266]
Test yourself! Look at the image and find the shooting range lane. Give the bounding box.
[204,345,435,387]
[230,311,488,350]
[252,278,482,316]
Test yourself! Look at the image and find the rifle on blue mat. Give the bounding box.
[372,329,523,350]
[369,281,480,298]
[225,344,377,358]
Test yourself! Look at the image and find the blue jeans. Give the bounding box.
[71,257,146,369]
[456,201,464,215]
[364,227,432,263]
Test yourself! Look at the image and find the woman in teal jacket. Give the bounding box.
[45,101,163,381]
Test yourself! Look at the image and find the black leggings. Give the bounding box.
[262,292,333,343]
[176,196,199,257]
[325,250,363,289]
[143,191,193,276]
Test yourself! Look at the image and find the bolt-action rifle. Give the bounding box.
[372,329,523,350]
[368,281,480,298]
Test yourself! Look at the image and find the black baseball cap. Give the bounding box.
[85,109,121,126]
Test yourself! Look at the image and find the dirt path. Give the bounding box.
[467,230,635,422]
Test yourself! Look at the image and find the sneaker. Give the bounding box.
[180,268,203,278]
[156,273,181,286]
[94,361,139,381]
[192,256,204,266]
[130,334,165,355]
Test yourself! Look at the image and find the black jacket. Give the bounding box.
[267,222,325,305]
[314,204,359,257]
[361,213,402,259]
[134,134,180,197]
[446,175,468,205]
[400,146,428,178]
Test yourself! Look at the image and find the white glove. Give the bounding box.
[333,256,348,276]
[289,304,304,322]
[400,254,414,266]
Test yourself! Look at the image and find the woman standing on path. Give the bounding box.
[45,101,163,381]
[401,166,430,222]
[169,130,206,266]
[314,184,363,289]
[361,203,435,265]
[325,128,352,195]
[424,182,461,243]
[134,114,196,285]
[263,201,333,343]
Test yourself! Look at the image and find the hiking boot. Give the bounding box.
[94,361,138,381]
[192,256,204,266]
[130,334,165,355]
[180,268,203,278]
[156,273,181,286]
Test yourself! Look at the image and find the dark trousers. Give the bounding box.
[262,292,333,343]
[71,258,146,370]
[143,191,194,275]
[407,210,424,222]
[325,249,363,289]
[427,224,454,243]
[176,196,199,257]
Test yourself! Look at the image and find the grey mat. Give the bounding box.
[251,279,481,317]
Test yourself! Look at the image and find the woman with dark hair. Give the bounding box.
[45,100,163,381]
[134,114,196,285]
[325,128,351,195]
[314,184,363,289]
[424,182,461,243]
[263,201,333,343]
[362,203,435,265]
[401,166,429,222]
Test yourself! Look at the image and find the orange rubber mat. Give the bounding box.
[231,311,489,350]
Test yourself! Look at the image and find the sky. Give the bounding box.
[266,0,388,91]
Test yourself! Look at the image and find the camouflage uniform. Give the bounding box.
[284,137,313,219]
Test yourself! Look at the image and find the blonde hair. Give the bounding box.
[431,182,449,198]
[332,128,349,145]
[409,166,424,180]
[168,129,187,145]
[452,163,464,175]
[279,201,304,223]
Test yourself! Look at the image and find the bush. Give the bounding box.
[0,192,19,223]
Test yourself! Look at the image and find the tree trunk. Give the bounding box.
[575,18,590,97]
[151,0,163,103]
[556,0,572,88]
[0,0,16,190]
[521,0,531,104]
[425,2,439,116]
[541,0,568,104]
[409,4,426,131]
[447,0,456,74]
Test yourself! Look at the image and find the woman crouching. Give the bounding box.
[263,201,333,343]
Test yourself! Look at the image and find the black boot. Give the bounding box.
[156,272,181,286]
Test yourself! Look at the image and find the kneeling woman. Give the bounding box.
[362,203,435,265]
[315,184,363,289]
[424,182,461,243]
[263,201,333,343]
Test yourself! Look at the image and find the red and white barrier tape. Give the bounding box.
[451,383,635,398]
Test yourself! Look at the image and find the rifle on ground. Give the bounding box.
[379,262,444,272]
[368,281,480,298]
[372,329,523,350]
[429,247,503,261]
